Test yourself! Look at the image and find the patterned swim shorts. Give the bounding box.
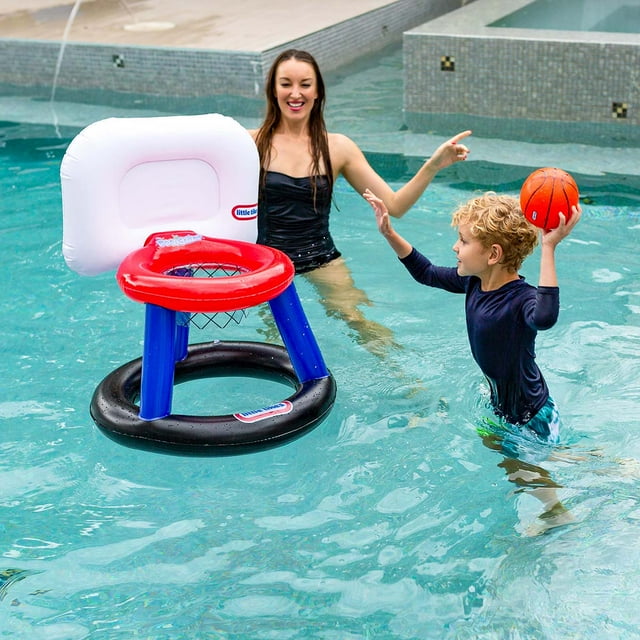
[476,397,561,462]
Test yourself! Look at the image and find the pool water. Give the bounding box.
[489,0,640,34]
[2,112,640,639]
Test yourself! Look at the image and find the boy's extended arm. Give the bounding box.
[363,188,413,258]
[365,188,466,293]
[539,243,559,287]
[538,205,582,288]
[381,224,413,259]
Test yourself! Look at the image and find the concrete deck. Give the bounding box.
[0,0,459,102]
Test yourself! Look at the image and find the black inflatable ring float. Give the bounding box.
[90,340,337,456]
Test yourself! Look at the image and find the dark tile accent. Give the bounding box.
[440,55,455,71]
[612,102,628,118]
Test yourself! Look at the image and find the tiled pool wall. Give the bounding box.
[0,0,464,103]
[403,0,640,144]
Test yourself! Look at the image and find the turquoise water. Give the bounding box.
[490,0,640,34]
[2,114,640,638]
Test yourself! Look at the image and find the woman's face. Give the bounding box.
[273,58,318,121]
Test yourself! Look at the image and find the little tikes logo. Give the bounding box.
[155,233,202,247]
[232,203,258,220]
[234,401,293,423]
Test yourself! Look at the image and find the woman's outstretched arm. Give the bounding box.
[333,130,471,218]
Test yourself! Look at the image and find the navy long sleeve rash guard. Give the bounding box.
[400,248,559,425]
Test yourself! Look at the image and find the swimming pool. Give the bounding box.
[490,0,640,33]
[3,54,640,640]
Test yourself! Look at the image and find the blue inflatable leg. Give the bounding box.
[175,312,190,362]
[140,303,177,420]
[269,283,329,383]
[172,268,192,363]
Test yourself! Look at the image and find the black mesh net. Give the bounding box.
[168,262,250,330]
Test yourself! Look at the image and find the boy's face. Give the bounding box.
[452,224,492,277]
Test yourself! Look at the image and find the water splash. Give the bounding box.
[49,0,83,135]
[47,0,147,135]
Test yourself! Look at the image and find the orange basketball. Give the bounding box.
[519,167,579,230]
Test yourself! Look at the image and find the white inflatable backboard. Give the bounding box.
[60,113,259,276]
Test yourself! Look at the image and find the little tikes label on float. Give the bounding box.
[234,401,293,423]
[232,204,258,220]
[155,233,202,247]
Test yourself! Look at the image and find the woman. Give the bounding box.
[249,49,470,357]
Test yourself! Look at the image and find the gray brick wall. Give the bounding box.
[403,0,640,142]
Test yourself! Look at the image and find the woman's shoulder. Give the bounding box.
[328,132,366,168]
[328,131,357,149]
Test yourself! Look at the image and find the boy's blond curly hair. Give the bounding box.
[451,192,539,272]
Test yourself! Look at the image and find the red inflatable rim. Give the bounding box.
[116,231,295,312]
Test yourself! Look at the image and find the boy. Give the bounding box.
[364,188,582,532]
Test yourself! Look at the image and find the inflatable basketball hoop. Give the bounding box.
[60,114,336,455]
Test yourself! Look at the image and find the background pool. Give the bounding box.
[2,45,640,640]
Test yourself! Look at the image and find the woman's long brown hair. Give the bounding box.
[254,49,334,201]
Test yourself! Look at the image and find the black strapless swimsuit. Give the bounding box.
[257,171,341,274]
